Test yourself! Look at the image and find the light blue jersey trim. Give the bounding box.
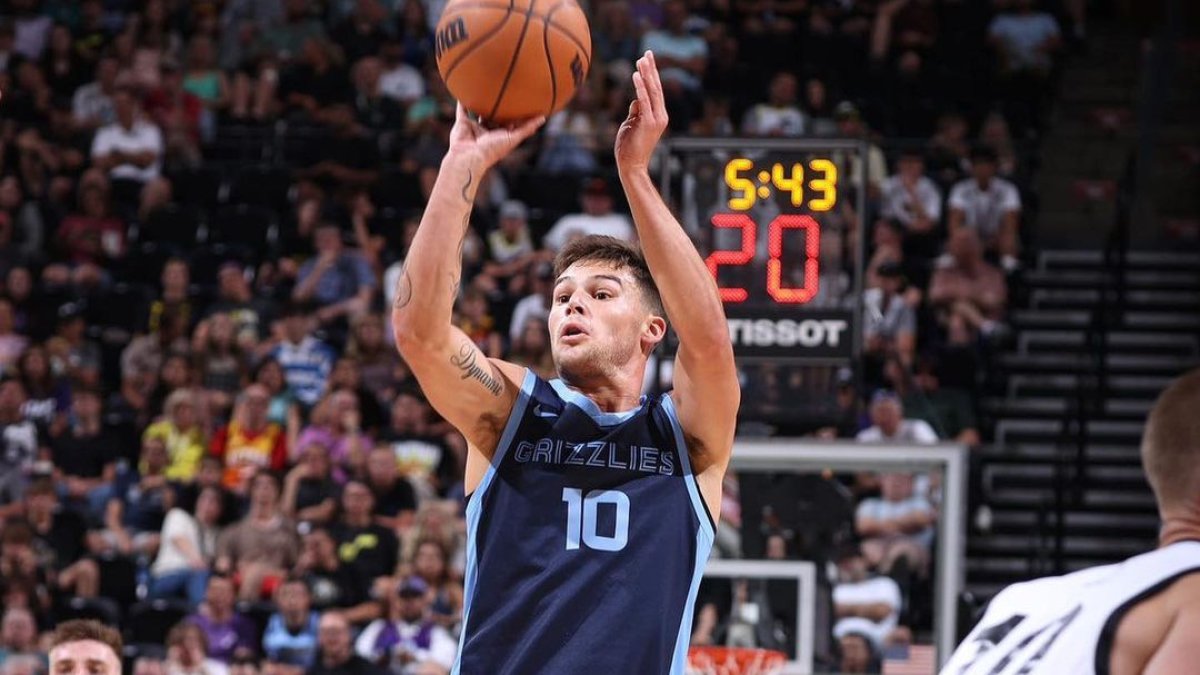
[660,394,716,541]
[549,379,645,426]
[661,393,716,674]
[451,369,537,675]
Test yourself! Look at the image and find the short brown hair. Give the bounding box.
[553,235,664,317]
[51,619,123,657]
[1141,367,1200,508]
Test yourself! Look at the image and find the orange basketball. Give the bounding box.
[434,0,592,125]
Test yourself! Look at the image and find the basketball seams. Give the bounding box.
[440,0,517,81]
[486,0,539,121]
[440,1,591,73]
[541,1,561,114]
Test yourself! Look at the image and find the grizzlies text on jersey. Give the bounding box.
[452,372,715,674]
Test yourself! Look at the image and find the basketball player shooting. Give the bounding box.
[942,368,1200,674]
[392,51,738,674]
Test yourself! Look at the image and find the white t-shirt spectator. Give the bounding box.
[151,507,218,576]
[948,177,1022,245]
[857,493,936,547]
[988,12,1061,71]
[833,576,902,648]
[542,213,635,252]
[742,104,807,137]
[355,619,456,673]
[880,175,942,229]
[639,31,707,90]
[380,63,426,103]
[90,118,164,183]
[509,293,548,344]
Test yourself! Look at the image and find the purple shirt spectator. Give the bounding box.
[188,612,258,664]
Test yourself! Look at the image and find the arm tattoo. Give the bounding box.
[460,168,474,203]
[450,341,503,396]
[392,269,413,310]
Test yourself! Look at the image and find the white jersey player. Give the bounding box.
[942,368,1200,675]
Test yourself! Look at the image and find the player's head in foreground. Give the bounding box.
[1142,366,1200,543]
[49,619,123,675]
[550,235,666,384]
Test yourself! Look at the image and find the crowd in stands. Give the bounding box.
[0,0,1072,673]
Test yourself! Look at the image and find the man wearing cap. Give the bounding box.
[541,177,635,252]
[856,390,938,446]
[880,149,942,236]
[834,102,887,198]
[354,576,456,675]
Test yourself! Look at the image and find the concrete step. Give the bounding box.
[1006,374,1176,399]
[983,443,1143,464]
[994,418,1145,447]
[1016,329,1198,356]
[986,486,1158,511]
[984,463,1149,492]
[1037,250,1200,272]
[1028,289,1200,312]
[985,397,1154,420]
[999,352,1199,376]
[1022,269,1200,292]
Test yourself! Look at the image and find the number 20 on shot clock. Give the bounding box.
[660,139,865,365]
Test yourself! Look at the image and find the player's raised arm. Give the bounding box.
[391,105,544,454]
[614,52,739,475]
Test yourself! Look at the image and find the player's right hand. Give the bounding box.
[446,103,544,173]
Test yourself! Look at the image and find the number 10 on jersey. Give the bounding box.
[562,488,630,552]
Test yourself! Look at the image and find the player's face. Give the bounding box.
[549,262,663,382]
[50,640,120,675]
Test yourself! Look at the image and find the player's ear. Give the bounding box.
[642,314,667,349]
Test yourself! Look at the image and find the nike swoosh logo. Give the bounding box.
[532,405,557,418]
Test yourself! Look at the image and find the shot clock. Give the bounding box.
[661,138,864,363]
[659,138,866,424]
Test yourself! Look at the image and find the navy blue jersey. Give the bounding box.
[453,371,716,674]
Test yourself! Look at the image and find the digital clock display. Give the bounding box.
[723,158,838,212]
[660,138,864,365]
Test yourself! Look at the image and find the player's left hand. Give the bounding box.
[616,51,668,175]
[447,103,544,173]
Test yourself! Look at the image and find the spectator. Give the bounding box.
[862,262,917,370]
[143,387,207,482]
[834,102,888,199]
[182,34,231,119]
[144,257,197,335]
[144,59,205,168]
[639,0,706,128]
[331,480,399,588]
[453,287,502,359]
[350,56,405,139]
[987,0,1060,134]
[0,654,43,675]
[50,388,118,520]
[541,179,635,252]
[832,546,903,650]
[888,355,981,447]
[252,359,302,431]
[150,485,225,609]
[0,299,29,372]
[210,385,288,494]
[24,479,100,598]
[347,314,405,404]
[482,200,541,283]
[948,146,1022,268]
[192,312,249,415]
[855,473,935,578]
[110,435,173,553]
[169,619,235,674]
[879,149,941,240]
[133,656,167,675]
[291,222,375,330]
[213,472,300,602]
[508,262,554,345]
[742,72,807,137]
[72,55,119,130]
[0,520,52,621]
[208,262,277,350]
[408,539,462,631]
[281,442,339,525]
[856,390,938,445]
[14,341,61,437]
[0,378,39,519]
[262,578,320,668]
[55,182,126,268]
[507,315,555,380]
[89,85,165,201]
[354,576,456,674]
[327,356,386,435]
[294,389,371,478]
[308,612,388,675]
[295,527,369,615]
[0,608,39,666]
[46,303,102,388]
[332,2,391,65]
[121,309,189,387]
[364,445,418,532]
[928,228,1008,340]
[802,77,838,137]
[835,631,878,674]
[380,391,459,499]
